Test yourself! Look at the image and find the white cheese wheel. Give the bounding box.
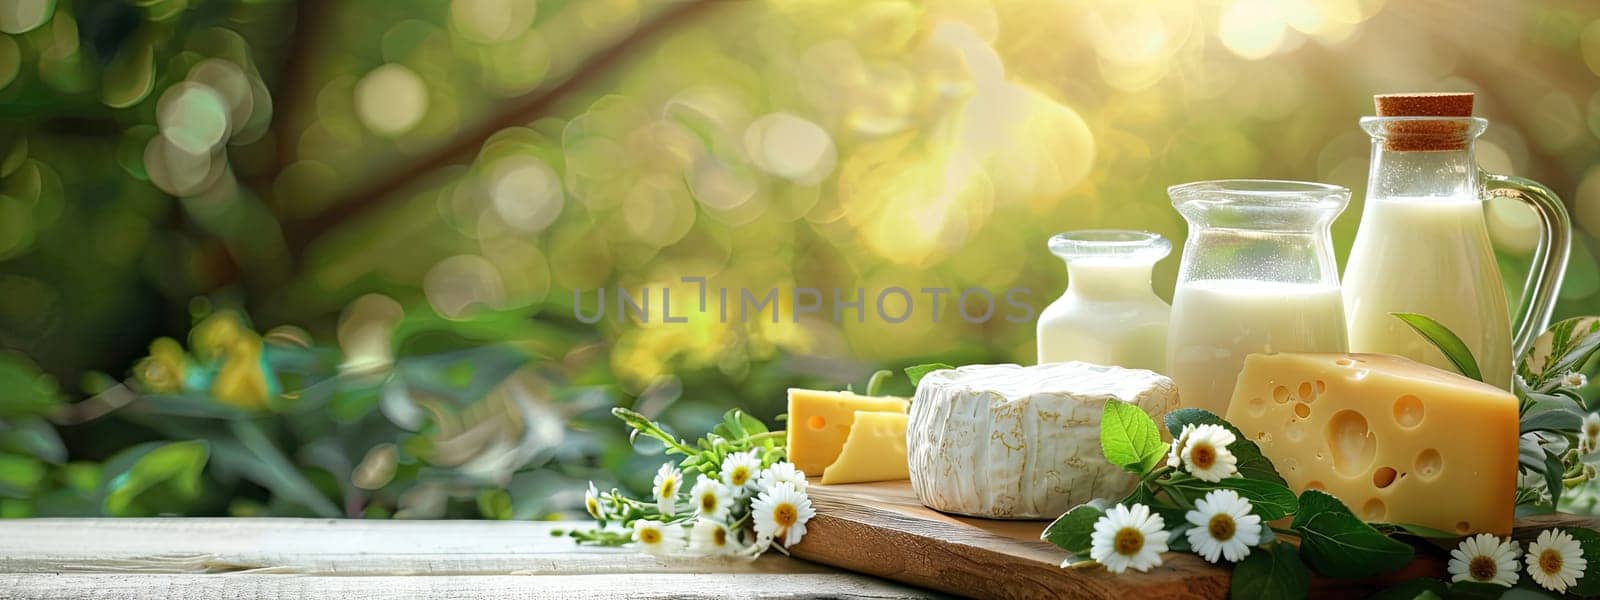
[907,362,1179,519]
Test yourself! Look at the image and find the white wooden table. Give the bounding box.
[0,519,938,599]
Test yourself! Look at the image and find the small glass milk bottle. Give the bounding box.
[1036,230,1172,373]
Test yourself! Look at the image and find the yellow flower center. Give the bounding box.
[640,528,661,544]
[1540,549,1564,575]
[1469,555,1498,581]
[1207,514,1236,542]
[1190,443,1216,470]
[712,527,727,546]
[731,467,749,487]
[661,478,676,497]
[700,493,718,512]
[1587,423,1599,437]
[586,497,601,518]
[1114,527,1145,556]
[773,502,797,528]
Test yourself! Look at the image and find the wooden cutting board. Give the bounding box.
[788,480,1597,600]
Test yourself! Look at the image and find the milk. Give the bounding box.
[1167,279,1349,414]
[1342,196,1511,388]
[1037,258,1170,373]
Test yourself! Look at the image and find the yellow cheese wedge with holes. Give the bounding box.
[1223,352,1517,535]
[786,389,909,475]
[821,411,910,484]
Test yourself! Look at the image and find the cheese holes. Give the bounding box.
[1315,380,1326,394]
[1272,385,1290,404]
[1327,410,1378,477]
[1415,449,1443,480]
[1306,480,1326,491]
[1362,498,1387,521]
[1293,403,1311,418]
[1373,467,1397,489]
[808,415,827,430]
[1335,358,1355,367]
[1393,395,1424,428]
[1247,396,1268,416]
[1284,419,1305,441]
[1297,382,1314,401]
[1455,521,1471,534]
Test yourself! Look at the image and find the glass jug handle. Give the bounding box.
[1482,172,1572,357]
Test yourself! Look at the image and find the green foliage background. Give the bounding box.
[2,0,1600,519]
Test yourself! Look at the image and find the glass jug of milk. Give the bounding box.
[1167,180,1352,414]
[1344,93,1571,390]
[1036,230,1171,372]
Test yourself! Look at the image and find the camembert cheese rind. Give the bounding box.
[786,389,909,475]
[820,411,910,485]
[1223,352,1517,535]
[907,362,1179,519]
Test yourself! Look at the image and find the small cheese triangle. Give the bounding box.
[786,388,908,475]
[821,411,910,485]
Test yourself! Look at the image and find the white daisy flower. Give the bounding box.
[690,475,732,520]
[752,482,816,547]
[652,462,683,516]
[584,482,604,520]
[631,519,684,556]
[688,519,739,556]
[1088,503,1170,574]
[1448,533,1520,587]
[1183,489,1262,563]
[1565,371,1589,389]
[756,461,808,492]
[721,450,761,491]
[1179,424,1238,482]
[1526,528,1587,593]
[1167,424,1194,469]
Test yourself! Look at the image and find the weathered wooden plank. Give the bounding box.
[0,573,942,599]
[0,519,824,576]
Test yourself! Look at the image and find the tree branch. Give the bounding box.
[283,0,721,260]
[267,0,332,189]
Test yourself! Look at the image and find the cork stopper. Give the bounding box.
[1373,93,1474,151]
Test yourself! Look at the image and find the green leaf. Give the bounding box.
[1391,312,1482,382]
[1560,526,1600,596]
[904,363,953,387]
[1229,542,1310,600]
[476,489,513,520]
[1369,578,1448,600]
[1041,503,1103,555]
[1100,400,1166,474]
[1163,408,1286,486]
[1447,581,1512,599]
[1375,522,1459,540]
[100,440,209,516]
[0,417,65,463]
[1543,448,1564,505]
[1290,489,1414,578]
[0,453,44,498]
[1524,317,1600,388]
[0,353,64,418]
[1164,477,1298,520]
[1520,407,1583,435]
[221,420,343,518]
[865,369,893,396]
